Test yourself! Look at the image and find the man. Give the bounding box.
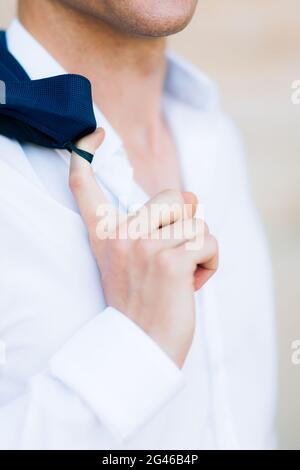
[0,0,276,449]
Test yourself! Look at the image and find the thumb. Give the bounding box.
[75,127,106,157]
[69,128,112,228]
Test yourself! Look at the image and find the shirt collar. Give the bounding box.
[6,18,219,208]
[165,49,218,111]
[6,18,122,159]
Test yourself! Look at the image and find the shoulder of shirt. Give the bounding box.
[0,50,245,179]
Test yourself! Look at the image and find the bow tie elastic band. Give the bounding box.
[0,31,97,163]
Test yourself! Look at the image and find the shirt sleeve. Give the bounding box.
[0,307,185,449]
[0,143,185,450]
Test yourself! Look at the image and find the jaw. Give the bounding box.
[92,0,199,38]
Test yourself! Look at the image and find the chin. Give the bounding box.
[99,0,198,37]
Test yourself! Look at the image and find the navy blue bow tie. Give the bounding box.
[0,31,97,163]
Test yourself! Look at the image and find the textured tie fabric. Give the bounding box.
[0,31,97,163]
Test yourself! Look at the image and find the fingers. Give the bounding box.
[184,234,218,271]
[76,128,106,155]
[125,189,197,238]
[171,233,218,290]
[154,217,204,246]
[69,128,114,230]
[69,129,199,245]
[133,218,205,258]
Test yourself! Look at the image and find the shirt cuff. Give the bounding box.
[49,307,185,441]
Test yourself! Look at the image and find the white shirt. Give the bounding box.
[0,19,277,450]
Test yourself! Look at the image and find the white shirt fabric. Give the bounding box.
[0,19,277,450]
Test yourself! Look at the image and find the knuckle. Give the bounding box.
[209,234,219,252]
[213,239,219,266]
[111,238,129,258]
[163,189,185,221]
[155,251,178,277]
[164,189,183,205]
[69,171,88,192]
[135,239,152,261]
[181,256,192,275]
[205,234,219,269]
[89,225,100,246]
[195,219,209,236]
[204,222,209,235]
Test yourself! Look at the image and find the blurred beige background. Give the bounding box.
[1,0,299,450]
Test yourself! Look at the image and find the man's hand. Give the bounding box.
[69,129,218,368]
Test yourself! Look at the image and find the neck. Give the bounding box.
[18,0,167,145]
